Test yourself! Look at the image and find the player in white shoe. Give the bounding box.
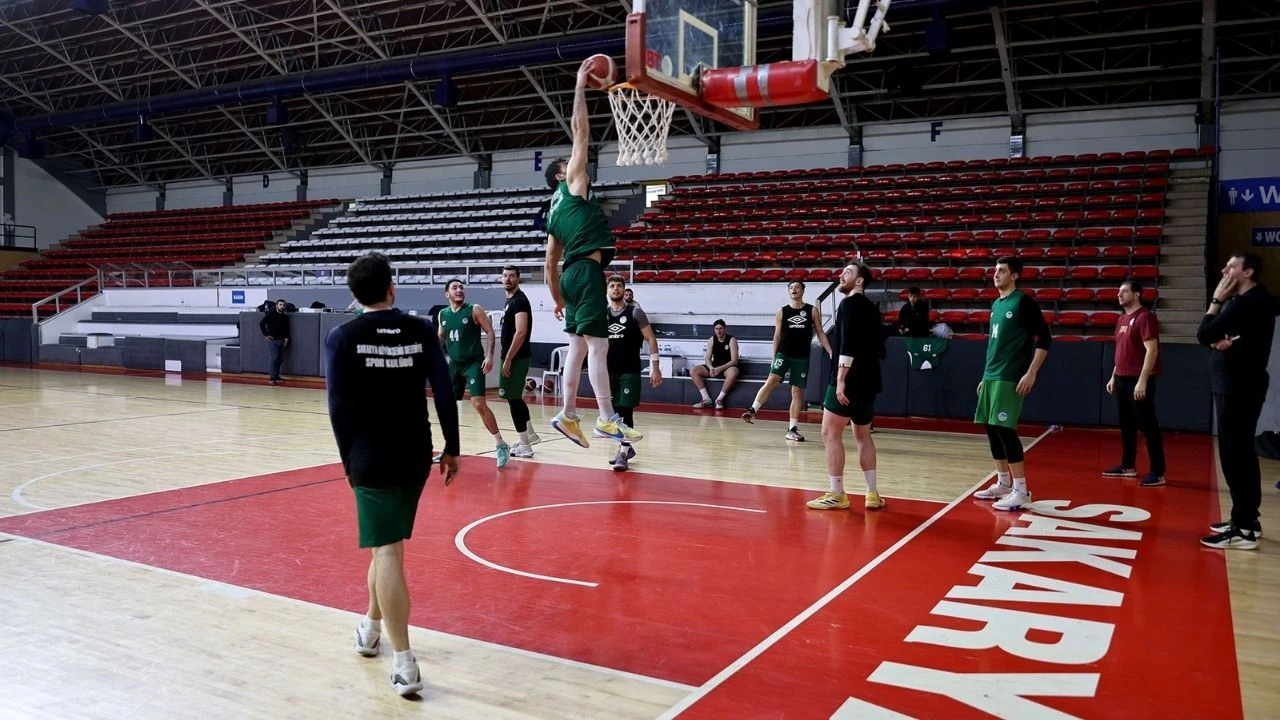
[971,257,1052,511]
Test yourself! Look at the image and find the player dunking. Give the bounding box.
[971,257,1052,511]
[602,275,662,471]
[543,57,642,448]
[807,262,885,511]
[742,280,831,441]
[437,279,512,467]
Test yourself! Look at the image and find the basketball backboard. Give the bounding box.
[624,0,759,131]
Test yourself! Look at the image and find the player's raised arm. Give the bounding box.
[565,61,593,199]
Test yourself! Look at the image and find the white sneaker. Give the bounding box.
[526,430,542,444]
[973,480,1012,500]
[353,622,380,657]
[992,489,1031,511]
[391,660,424,697]
[510,443,534,458]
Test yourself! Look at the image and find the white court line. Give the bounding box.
[0,532,695,693]
[0,431,335,470]
[455,500,768,587]
[8,447,337,510]
[655,426,1059,719]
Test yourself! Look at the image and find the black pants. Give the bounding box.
[1215,387,1267,531]
[1115,375,1165,476]
[267,339,286,380]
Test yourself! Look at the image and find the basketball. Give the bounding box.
[524,377,537,392]
[582,53,616,90]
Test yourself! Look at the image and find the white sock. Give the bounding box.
[716,392,726,403]
[393,649,415,668]
[493,433,505,444]
[751,401,762,412]
[829,475,845,495]
[699,388,711,402]
[789,417,799,430]
[1013,476,1027,494]
[864,470,877,493]
[996,471,1011,487]
[518,431,531,446]
[360,616,380,633]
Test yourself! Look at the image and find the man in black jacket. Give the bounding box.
[897,287,932,337]
[1198,252,1280,550]
[260,299,291,385]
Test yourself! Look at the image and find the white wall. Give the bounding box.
[1025,104,1198,157]
[721,126,850,173]
[493,146,570,189]
[599,136,708,182]
[12,157,104,248]
[165,179,225,210]
[233,171,298,205]
[309,165,382,201]
[392,157,475,196]
[105,187,158,216]
[104,287,269,308]
[1219,98,1280,181]
[864,116,1012,165]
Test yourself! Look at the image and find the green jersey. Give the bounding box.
[983,290,1050,381]
[546,181,614,265]
[439,303,484,362]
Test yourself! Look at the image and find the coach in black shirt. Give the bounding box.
[259,299,291,384]
[324,252,460,697]
[1197,252,1280,550]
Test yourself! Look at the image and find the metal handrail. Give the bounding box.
[1,223,38,250]
[189,259,636,288]
[31,275,99,324]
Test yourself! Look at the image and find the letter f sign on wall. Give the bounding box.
[930,121,944,142]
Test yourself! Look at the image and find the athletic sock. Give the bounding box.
[996,471,1012,487]
[699,388,711,402]
[863,470,877,493]
[829,475,845,495]
[751,402,762,412]
[1013,476,1027,494]
[393,649,415,668]
[789,416,799,430]
[360,616,380,633]
[518,431,531,446]
[716,392,726,403]
[492,432,505,444]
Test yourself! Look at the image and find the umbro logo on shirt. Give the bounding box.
[608,323,626,335]
[786,313,807,328]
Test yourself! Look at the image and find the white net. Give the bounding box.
[607,84,677,167]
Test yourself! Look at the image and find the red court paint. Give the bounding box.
[0,461,929,685]
[667,430,1239,719]
[0,430,1239,718]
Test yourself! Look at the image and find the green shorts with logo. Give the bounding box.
[823,385,876,426]
[974,379,1024,429]
[497,355,531,401]
[561,258,608,337]
[351,478,427,548]
[449,357,486,399]
[610,372,642,409]
[769,352,811,389]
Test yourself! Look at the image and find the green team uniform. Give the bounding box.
[439,302,486,399]
[975,290,1046,429]
[546,181,615,337]
[906,336,949,370]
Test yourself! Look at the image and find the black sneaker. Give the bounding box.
[741,408,756,424]
[1209,520,1262,538]
[1102,465,1137,478]
[1200,525,1258,550]
[1138,473,1165,487]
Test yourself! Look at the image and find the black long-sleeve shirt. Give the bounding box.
[260,310,291,340]
[898,299,932,337]
[325,309,460,487]
[829,292,883,394]
[1197,284,1280,393]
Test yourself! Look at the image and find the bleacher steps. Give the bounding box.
[239,202,347,267]
[1156,168,1212,343]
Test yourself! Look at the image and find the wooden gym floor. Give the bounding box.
[0,366,1276,719]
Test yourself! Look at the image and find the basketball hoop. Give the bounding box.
[607,83,676,167]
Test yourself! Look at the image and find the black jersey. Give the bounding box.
[779,303,815,358]
[709,334,735,367]
[606,303,650,374]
